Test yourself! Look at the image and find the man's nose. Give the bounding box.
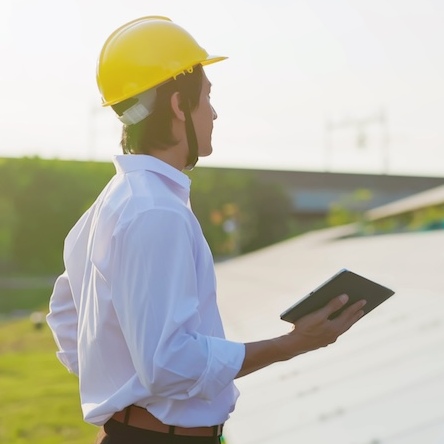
[212,106,218,120]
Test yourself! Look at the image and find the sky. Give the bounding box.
[1,0,443,177]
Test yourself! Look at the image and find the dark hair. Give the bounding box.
[112,65,204,154]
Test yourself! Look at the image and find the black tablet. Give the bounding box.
[280,268,395,323]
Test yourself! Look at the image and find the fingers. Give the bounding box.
[319,293,367,319]
[319,293,349,319]
[334,299,367,332]
[316,293,367,333]
[290,294,367,352]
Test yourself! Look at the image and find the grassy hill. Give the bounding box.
[0,316,98,443]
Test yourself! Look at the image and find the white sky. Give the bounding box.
[1,0,443,176]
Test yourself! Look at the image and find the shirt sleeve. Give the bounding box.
[111,208,245,402]
[46,271,79,376]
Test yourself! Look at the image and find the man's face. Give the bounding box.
[191,72,217,158]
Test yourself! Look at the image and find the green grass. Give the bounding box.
[0,318,98,444]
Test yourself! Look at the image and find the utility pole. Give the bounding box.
[324,108,389,174]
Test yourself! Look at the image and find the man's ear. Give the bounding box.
[170,92,186,122]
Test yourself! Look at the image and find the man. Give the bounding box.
[47,16,366,444]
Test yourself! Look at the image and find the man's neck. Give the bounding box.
[148,145,188,171]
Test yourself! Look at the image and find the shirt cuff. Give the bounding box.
[187,337,245,400]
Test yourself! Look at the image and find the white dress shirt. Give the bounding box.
[47,154,245,427]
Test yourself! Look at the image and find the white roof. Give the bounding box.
[216,227,444,444]
[366,184,444,220]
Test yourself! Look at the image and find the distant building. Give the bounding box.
[203,167,444,228]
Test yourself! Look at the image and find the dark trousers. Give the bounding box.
[95,419,221,444]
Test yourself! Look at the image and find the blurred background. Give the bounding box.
[0,1,443,443]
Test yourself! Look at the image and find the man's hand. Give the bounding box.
[236,294,366,378]
[288,293,367,353]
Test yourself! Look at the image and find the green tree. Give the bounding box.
[0,157,113,274]
[327,188,373,227]
[189,168,294,258]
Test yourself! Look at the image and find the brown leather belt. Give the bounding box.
[111,405,223,437]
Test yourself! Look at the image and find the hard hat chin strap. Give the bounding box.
[175,78,198,171]
[182,99,199,170]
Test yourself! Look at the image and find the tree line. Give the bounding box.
[0,157,297,275]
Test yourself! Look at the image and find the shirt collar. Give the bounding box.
[113,154,191,192]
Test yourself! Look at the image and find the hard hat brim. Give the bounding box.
[201,55,228,66]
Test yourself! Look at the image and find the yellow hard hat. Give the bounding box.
[97,16,227,107]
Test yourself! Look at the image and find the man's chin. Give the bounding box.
[199,147,213,158]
